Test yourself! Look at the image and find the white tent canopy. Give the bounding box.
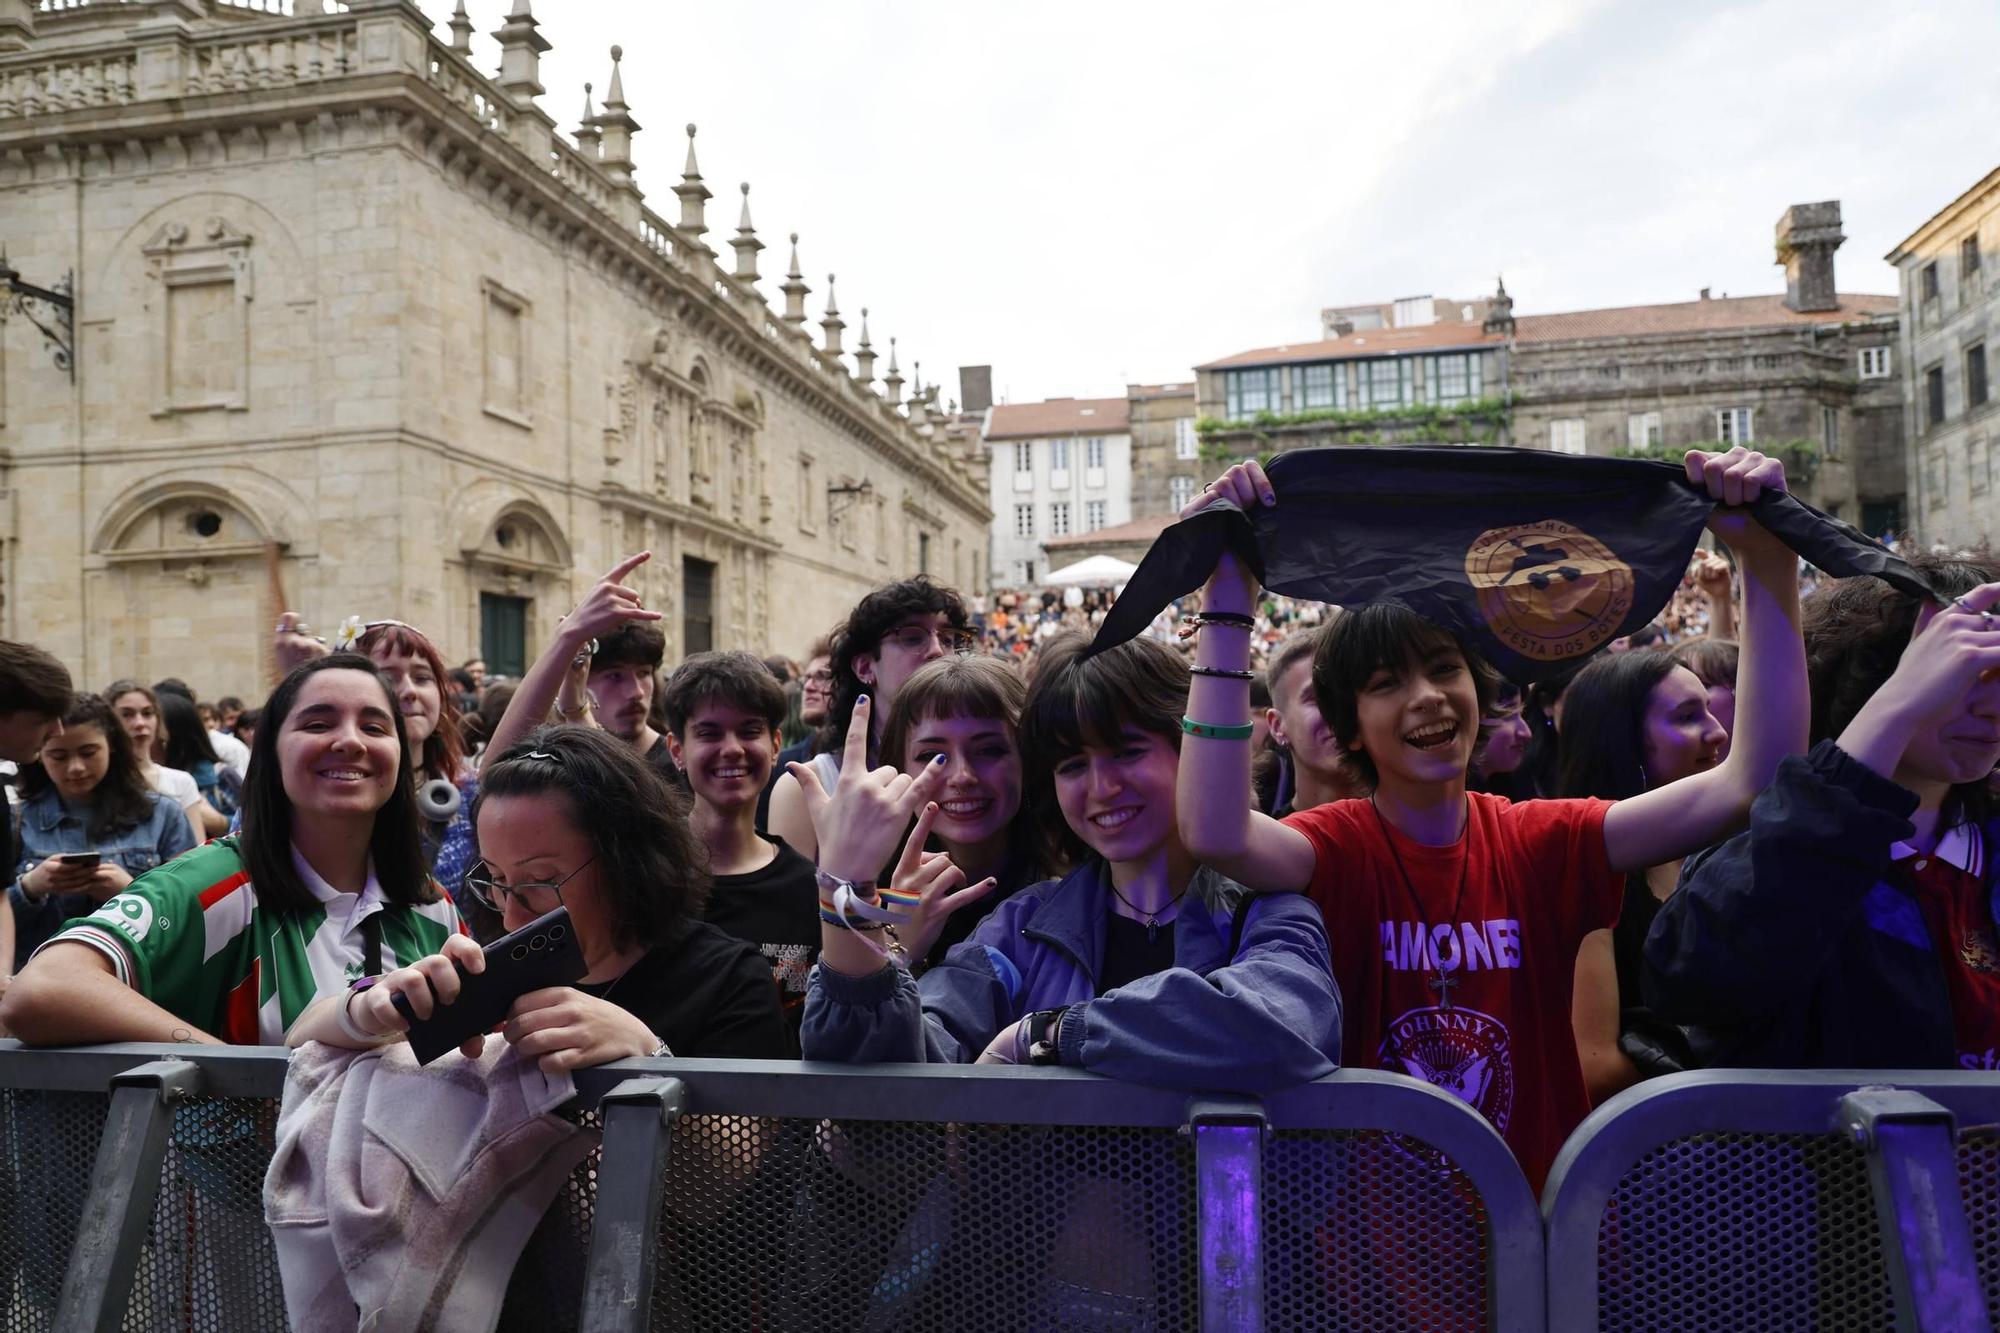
[1043,554,1139,587]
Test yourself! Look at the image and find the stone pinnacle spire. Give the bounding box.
[673,123,712,239]
[730,183,763,283]
[821,274,845,356]
[448,0,473,54]
[854,307,877,388]
[574,81,600,158]
[883,336,904,408]
[780,234,811,327]
[493,0,549,108]
[596,45,641,191]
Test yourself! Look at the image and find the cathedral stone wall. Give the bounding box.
[0,1,987,697]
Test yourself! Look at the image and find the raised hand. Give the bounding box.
[562,552,663,647]
[274,611,329,674]
[1885,583,2000,723]
[1183,460,1275,611]
[883,801,1000,963]
[789,695,951,885]
[1685,447,1787,554]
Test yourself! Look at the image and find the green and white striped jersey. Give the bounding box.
[42,836,464,1045]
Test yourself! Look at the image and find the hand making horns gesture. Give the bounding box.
[788,695,956,888]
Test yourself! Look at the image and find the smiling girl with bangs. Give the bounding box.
[792,631,1339,1092]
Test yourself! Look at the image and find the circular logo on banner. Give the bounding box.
[1465,520,1635,661]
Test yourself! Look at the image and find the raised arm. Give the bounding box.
[1603,448,1807,871]
[483,552,661,767]
[1172,462,1317,893]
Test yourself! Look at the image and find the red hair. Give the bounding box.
[357,623,466,783]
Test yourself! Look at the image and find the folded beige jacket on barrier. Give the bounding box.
[263,1039,596,1333]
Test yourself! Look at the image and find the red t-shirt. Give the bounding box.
[1284,792,1621,1189]
[1895,827,2000,1072]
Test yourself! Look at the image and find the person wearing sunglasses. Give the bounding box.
[294,725,792,1068]
[769,576,977,862]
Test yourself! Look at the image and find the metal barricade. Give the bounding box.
[0,1043,1538,1332]
[1543,1069,2000,1333]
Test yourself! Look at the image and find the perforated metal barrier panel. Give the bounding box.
[0,1088,109,1331]
[1595,1131,1893,1332]
[1959,1128,2000,1329]
[1265,1129,1491,1333]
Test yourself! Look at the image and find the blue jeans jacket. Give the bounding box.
[10,786,198,969]
[802,858,1342,1093]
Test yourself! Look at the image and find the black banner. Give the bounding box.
[1090,446,1935,682]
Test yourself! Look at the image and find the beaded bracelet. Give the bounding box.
[1180,716,1256,740]
[1189,665,1256,680]
[1176,612,1256,641]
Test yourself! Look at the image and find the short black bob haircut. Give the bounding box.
[1311,603,1500,787]
[473,724,708,952]
[238,654,436,914]
[1020,630,1188,868]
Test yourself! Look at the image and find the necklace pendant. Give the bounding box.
[1431,969,1460,1011]
[1146,916,1159,945]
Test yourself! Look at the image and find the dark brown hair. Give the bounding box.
[15,693,160,840]
[356,622,466,784]
[0,641,72,719]
[238,655,436,913]
[475,725,708,951]
[879,655,1027,772]
[660,650,787,737]
[817,577,971,754]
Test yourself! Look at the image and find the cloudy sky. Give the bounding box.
[449,1,2000,406]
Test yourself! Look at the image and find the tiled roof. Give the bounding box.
[1127,382,1196,399]
[1514,293,1897,342]
[1197,322,1502,371]
[985,396,1130,440]
[1045,512,1177,551]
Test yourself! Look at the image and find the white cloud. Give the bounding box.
[443,1,1996,402]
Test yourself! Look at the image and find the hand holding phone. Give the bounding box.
[392,907,587,1065]
[57,853,101,868]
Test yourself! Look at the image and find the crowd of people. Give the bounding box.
[0,442,1994,1319]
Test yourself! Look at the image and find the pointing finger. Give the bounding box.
[842,696,872,774]
[601,551,652,585]
[894,802,939,885]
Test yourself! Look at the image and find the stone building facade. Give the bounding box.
[0,0,987,695]
[1888,166,2000,550]
[1195,203,1905,530]
[1124,380,1197,518]
[981,396,1130,588]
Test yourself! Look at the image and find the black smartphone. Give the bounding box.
[394,906,587,1065]
[58,853,101,868]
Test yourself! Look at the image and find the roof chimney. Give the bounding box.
[959,365,994,415]
[1776,201,1844,313]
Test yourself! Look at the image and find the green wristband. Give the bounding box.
[1180,716,1256,741]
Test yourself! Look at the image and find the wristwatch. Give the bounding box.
[1025,1007,1069,1066]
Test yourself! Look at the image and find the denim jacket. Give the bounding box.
[9,785,197,969]
[801,859,1342,1093]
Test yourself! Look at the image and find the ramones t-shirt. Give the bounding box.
[1283,792,1620,1189]
[703,836,820,1041]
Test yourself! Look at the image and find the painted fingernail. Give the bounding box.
[857,694,869,707]
[933,754,946,765]
[1264,493,1277,505]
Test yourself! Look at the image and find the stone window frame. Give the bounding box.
[1925,363,1947,431]
[1858,346,1892,379]
[1013,503,1034,540]
[1965,340,1989,410]
[1549,418,1586,454]
[1715,406,1755,446]
[1971,436,1991,497]
[1626,411,1662,450]
[796,453,819,535]
[1822,405,1842,461]
[1174,416,1200,459]
[1050,500,1071,538]
[1169,475,1197,510]
[480,277,533,429]
[1086,499,1108,531]
[144,217,253,417]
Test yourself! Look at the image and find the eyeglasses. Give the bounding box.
[463,854,596,913]
[879,626,979,656]
[803,670,835,687]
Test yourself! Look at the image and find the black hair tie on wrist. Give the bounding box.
[1194,611,1255,628]
[1189,665,1256,680]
